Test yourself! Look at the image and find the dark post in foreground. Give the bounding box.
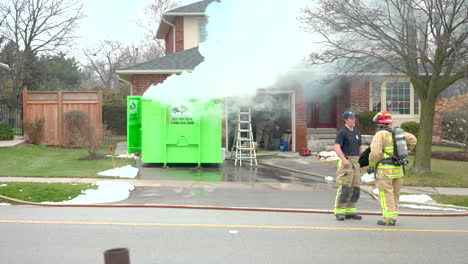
[104,248,130,264]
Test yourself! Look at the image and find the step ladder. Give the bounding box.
[232,107,257,166]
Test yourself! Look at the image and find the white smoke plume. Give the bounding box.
[143,0,320,104]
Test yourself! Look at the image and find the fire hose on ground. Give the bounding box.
[1,193,468,217]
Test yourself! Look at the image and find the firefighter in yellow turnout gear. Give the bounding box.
[369,110,417,226]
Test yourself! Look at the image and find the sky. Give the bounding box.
[74,0,197,54]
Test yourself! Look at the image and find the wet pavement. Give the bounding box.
[138,158,328,184]
[123,152,468,213]
[127,153,350,209]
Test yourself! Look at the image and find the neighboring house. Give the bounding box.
[117,0,441,152]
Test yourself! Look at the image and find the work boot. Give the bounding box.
[345,214,362,220]
[335,214,345,221]
[377,220,396,226]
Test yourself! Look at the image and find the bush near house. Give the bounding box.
[401,121,420,138]
[357,111,377,135]
[441,113,467,151]
[436,94,468,151]
[65,110,110,159]
[0,123,14,141]
[23,118,45,144]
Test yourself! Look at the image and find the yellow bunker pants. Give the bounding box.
[334,156,361,215]
[375,167,403,222]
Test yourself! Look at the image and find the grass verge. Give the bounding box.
[0,182,97,204]
[0,145,135,178]
[403,156,468,187]
[431,145,463,152]
[430,195,468,207]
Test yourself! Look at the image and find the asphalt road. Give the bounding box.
[1,205,467,264]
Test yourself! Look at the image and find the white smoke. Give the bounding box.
[143,0,321,103]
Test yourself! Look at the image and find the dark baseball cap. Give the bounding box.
[343,111,357,119]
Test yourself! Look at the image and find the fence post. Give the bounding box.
[22,90,27,137]
[58,91,63,146]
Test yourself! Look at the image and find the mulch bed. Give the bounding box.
[432,151,468,162]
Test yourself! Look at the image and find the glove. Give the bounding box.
[367,166,375,174]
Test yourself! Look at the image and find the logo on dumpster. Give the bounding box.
[171,104,192,117]
[130,100,138,114]
[171,104,194,124]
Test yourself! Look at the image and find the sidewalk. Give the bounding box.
[0,136,27,147]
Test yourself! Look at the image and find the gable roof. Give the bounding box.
[116,47,204,82]
[165,0,218,15]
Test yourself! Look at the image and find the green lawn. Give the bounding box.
[431,145,463,152]
[402,156,468,187]
[431,195,468,207]
[0,182,97,204]
[0,145,135,178]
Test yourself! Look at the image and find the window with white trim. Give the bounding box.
[386,81,410,114]
[199,20,207,43]
[370,80,420,115]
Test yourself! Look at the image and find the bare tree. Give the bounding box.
[0,0,83,100]
[302,0,468,173]
[82,40,141,89]
[136,0,181,58]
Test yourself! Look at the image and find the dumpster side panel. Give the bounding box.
[141,99,165,163]
[166,101,200,163]
[200,100,223,163]
[141,98,223,164]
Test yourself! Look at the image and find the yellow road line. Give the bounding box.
[0,220,467,233]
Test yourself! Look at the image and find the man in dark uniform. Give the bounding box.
[333,111,365,221]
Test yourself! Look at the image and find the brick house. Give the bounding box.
[117,0,441,152]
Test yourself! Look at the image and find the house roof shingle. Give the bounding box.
[117,47,204,73]
[165,0,218,14]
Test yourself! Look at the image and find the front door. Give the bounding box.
[307,96,335,128]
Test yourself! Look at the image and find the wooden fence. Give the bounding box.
[23,90,103,146]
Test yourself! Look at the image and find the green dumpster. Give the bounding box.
[127,96,223,166]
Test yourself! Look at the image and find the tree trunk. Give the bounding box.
[412,96,436,173]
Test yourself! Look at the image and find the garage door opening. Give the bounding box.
[227,90,295,153]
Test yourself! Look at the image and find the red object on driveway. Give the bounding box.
[300,148,312,156]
